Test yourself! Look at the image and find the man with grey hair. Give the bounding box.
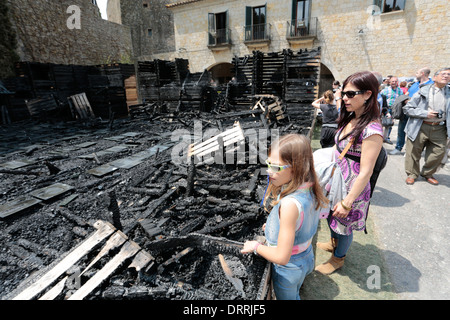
[403,67,450,185]
[389,68,435,155]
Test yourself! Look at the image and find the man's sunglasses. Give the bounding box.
[341,90,366,98]
[265,159,291,172]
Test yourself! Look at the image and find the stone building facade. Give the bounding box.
[137,0,449,87]
[107,0,175,57]
[6,0,133,67]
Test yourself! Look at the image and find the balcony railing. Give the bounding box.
[208,28,232,46]
[244,23,270,42]
[286,17,317,39]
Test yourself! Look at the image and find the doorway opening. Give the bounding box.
[318,63,336,97]
[208,62,235,85]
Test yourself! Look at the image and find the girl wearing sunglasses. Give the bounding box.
[241,134,328,300]
[315,71,384,275]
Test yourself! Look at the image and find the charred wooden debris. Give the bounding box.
[133,48,320,127]
[0,48,321,300]
[1,62,136,124]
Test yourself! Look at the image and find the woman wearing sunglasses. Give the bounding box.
[241,134,328,300]
[315,71,384,275]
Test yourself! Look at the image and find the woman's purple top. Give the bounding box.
[330,121,383,235]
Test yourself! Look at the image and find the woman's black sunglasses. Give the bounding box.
[341,90,366,98]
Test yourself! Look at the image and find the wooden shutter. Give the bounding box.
[226,10,229,43]
[208,13,215,45]
[245,6,252,41]
[245,6,252,26]
[292,0,297,21]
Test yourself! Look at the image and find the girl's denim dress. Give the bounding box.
[264,187,319,300]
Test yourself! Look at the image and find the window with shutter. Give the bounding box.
[289,0,313,38]
[208,11,230,46]
[244,4,268,41]
[373,0,406,14]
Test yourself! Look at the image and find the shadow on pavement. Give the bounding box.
[299,219,421,300]
[371,186,410,208]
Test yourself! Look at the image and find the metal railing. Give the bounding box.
[287,17,317,38]
[244,23,270,42]
[208,28,232,46]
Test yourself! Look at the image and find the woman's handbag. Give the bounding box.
[336,142,387,197]
[313,138,354,219]
[381,114,394,126]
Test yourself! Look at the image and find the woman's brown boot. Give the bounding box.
[316,238,338,253]
[315,253,345,275]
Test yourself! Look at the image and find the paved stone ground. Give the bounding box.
[304,121,449,300]
[369,122,450,300]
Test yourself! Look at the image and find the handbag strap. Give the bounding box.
[337,137,354,160]
[328,137,354,181]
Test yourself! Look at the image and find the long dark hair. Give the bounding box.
[338,71,381,144]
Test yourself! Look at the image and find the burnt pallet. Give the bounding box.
[25,95,59,120]
[11,220,153,300]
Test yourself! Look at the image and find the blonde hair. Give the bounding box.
[264,134,329,210]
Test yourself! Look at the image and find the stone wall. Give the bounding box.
[150,0,449,81]
[7,0,133,66]
[148,0,298,73]
[313,0,450,81]
[114,0,175,57]
[0,0,19,79]
[107,0,122,24]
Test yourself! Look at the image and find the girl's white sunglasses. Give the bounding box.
[265,159,291,173]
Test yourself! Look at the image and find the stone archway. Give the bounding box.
[318,63,336,97]
[208,62,235,85]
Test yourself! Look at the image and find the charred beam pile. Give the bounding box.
[231,48,321,128]
[86,64,135,119]
[1,109,287,300]
[136,59,194,114]
[2,62,136,122]
[1,48,321,301]
[135,47,320,125]
[283,48,321,125]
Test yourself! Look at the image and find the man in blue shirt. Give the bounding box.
[407,67,434,98]
[390,68,435,155]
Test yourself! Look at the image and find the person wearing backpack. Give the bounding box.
[391,68,435,156]
[403,68,450,186]
[389,95,410,155]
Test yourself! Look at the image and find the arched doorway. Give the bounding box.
[318,63,336,97]
[208,62,235,85]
